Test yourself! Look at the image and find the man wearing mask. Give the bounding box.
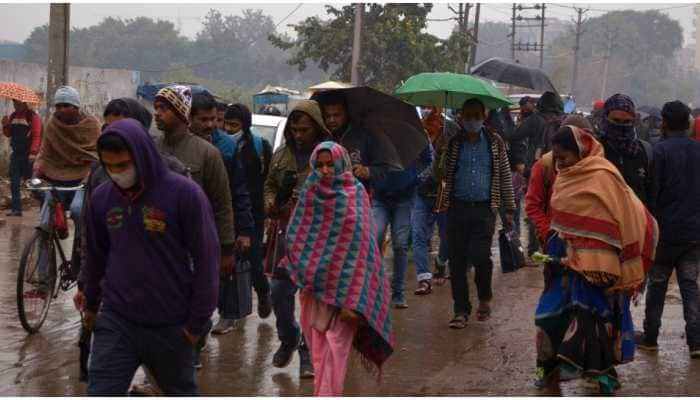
[224,103,274,323]
[598,94,656,210]
[636,101,700,358]
[2,99,42,216]
[82,119,219,395]
[189,92,255,336]
[438,99,515,329]
[264,100,330,379]
[318,92,402,186]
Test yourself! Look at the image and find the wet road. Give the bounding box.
[1,210,699,395]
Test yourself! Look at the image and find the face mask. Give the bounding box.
[462,119,484,134]
[108,166,137,190]
[605,120,636,138]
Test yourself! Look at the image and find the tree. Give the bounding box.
[270,4,470,93]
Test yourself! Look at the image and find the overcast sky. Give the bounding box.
[0,3,696,46]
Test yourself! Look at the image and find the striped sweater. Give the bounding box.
[438,128,515,213]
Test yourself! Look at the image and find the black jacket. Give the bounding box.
[600,138,657,211]
[238,132,273,224]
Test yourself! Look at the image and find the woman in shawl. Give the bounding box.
[282,141,394,396]
[534,125,658,394]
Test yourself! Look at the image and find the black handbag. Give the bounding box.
[499,229,525,273]
[221,255,253,319]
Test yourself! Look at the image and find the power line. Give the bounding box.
[140,3,304,73]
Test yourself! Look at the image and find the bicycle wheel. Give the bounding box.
[17,229,57,333]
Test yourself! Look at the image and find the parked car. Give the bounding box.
[251,114,286,151]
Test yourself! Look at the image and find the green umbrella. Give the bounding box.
[395,72,512,110]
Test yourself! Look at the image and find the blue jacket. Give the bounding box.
[373,144,433,203]
[653,134,700,243]
[84,119,220,336]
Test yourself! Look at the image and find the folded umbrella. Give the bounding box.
[313,86,427,168]
[395,72,512,111]
[471,57,558,94]
[0,82,41,105]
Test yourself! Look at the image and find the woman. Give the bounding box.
[281,141,394,396]
[534,125,658,394]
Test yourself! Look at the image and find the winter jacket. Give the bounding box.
[84,119,220,336]
[236,130,273,224]
[508,92,564,172]
[525,154,557,243]
[652,134,700,243]
[438,127,515,213]
[2,108,42,157]
[374,144,433,203]
[332,124,403,184]
[599,137,657,211]
[206,129,254,237]
[156,131,236,256]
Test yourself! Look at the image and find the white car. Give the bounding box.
[251,114,287,152]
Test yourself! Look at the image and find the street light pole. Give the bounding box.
[351,3,363,85]
[47,3,70,113]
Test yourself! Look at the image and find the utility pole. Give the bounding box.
[468,3,481,73]
[511,4,516,61]
[570,7,588,98]
[350,3,362,86]
[600,26,619,99]
[47,3,70,112]
[539,3,545,69]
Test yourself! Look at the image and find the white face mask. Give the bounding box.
[108,166,137,189]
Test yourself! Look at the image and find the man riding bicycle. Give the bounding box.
[32,86,100,291]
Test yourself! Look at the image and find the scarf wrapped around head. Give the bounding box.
[602,93,640,156]
[282,141,394,370]
[550,126,659,293]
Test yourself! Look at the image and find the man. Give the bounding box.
[82,118,219,395]
[509,91,564,260]
[413,108,454,289]
[264,100,329,378]
[374,144,433,307]
[597,94,656,209]
[636,101,700,359]
[215,101,227,130]
[224,103,274,322]
[438,99,515,329]
[188,92,256,335]
[318,91,402,185]
[518,96,536,123]
[588,99,605,134]
[2,99,42,216]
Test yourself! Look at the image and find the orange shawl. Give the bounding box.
[550,126,658,293]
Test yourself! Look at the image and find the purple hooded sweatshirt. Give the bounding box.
[83,118,220,336]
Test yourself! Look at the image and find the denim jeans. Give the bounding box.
[88,307,197,395]
[250,223,270,297]
[37,189,84,277]
[9,154,31,212]
[271,275,311,363]
[411,195,448,282]
[643,243,700,350]
[373,197,414,300]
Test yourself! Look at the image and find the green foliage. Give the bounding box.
[270,4,471,93]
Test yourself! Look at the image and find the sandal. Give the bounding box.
[476,303,491,321]
[448,314,467,329]
[414,280,432,295]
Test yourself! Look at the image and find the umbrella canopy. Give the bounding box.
[0,82,41,105]
[471,57,558,94]
[638,105,661,119]
[312,86,427,168]
[308,80,353,92]
[395,72,512,111]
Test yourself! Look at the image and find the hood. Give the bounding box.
[99,118,168,192]
[284,99,331,147]
[537,91,564,114]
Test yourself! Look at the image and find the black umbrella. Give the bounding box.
[472,57,558,94]
[312,87,428,168]
[638,105,661,119]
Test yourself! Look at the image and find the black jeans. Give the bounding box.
[643,242,700,350]
[9,154,31,212]
[447,200,496,316]
[250,223,270,297]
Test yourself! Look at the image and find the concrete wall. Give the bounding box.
[0,60,140,158]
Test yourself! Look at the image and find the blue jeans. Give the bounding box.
[88,308,197,395]
[644,243,700,350]
[411,195,448,282]
[373,197,413,300]
[9,154,31,211]
[37,189,84,277]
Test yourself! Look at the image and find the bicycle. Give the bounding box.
[16,178,84,333]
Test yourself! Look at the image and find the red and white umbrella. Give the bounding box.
[0,82,42,105]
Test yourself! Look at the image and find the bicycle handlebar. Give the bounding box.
[26,178,85,192]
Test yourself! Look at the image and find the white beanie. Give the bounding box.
[54,85,81,108]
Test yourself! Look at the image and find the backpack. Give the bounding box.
[231,133,265,173]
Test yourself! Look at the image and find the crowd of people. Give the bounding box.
[2,82,700,395]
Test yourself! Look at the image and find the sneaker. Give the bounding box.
[273,339,300,368]
[635,331,658,351]
[690,349,700,359]
[258,292,272,319]
[299,359,315,379]
[211,318,236,335]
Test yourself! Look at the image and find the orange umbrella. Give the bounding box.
[0,82,41,105]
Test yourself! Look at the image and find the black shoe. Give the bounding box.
[5,210,22,217]
[635,331,658,351]
[258,292,272,319]
[273,339,300,368]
